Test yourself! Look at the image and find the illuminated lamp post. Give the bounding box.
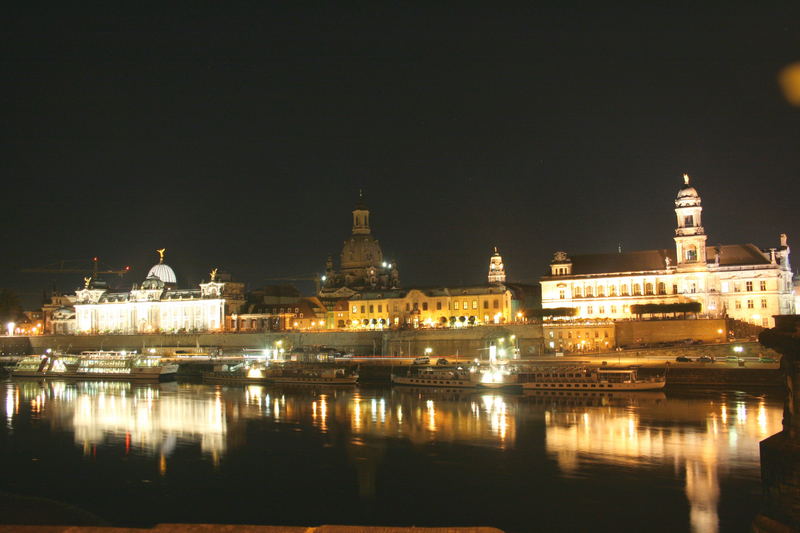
[6,322,14,336]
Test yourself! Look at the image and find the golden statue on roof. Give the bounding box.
[84,276,92,289]
[156,248,166,263]
[210,268,218,282]
[683,173,690,185]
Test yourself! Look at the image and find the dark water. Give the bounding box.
[0,379,782,533]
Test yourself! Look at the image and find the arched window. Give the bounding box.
[597,285,605,297]
[620,285,629,296]
[685,244,698,262]
[657,282,666,295]
[633,283,642,296]
[585,286,593,297]
[573,286,582,298]
[609,285,617,296]
[645,283,654,295]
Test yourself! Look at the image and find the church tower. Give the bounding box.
[488,247,506,284]
[352,190,370,235]
[674,174,708,269]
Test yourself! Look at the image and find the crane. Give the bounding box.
[263,274,325,294]
[21,257,132,278]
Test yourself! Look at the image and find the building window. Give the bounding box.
[413,302,419,310]
[690,282,697,294]
[746,281,753,292]
[436,302,442,310]
[747,300,754,309]
[574,287,582,298]
[422,302,428,311]
[598,306,605,314]
[633,284,641,296]
[361,305,366,314]
[684,215,694,227]
[472,300,478,309]
[761,298,767,309]
[462,302,468,310]
[735,300,741,309]
[352,305,358,314]
[559,289,565,300]
[734,282,741,293]
[406,303,410,311]
[657,282,666,295]
[760,280,767,291]
[621,285,629,296]
[645,283,654,295]
[493,299,499,309]
[587,305,593,314]
[451,301,457,310]
[483,300,489,309]
[685,244,698,262]
[611,305,617,313]
[369,305,374,313]
[597,285,605,297]
[673,284,678,294]
[585,286,593,297]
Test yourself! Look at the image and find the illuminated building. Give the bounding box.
[541,175,795,327]
[74,250,244,334]
[488,247,506,284]
[319,192,400,300]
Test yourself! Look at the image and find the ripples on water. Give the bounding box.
[0,379,782,533]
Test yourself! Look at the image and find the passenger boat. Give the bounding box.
[203,363,358,385]
[11,353,79,378]
[391,366,480,388]
[12,351,178,381]
[74,352,179,381]
[516,366,666,391]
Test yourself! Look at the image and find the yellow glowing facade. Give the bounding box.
[342,285,521,329]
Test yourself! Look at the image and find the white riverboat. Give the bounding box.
[391,366,481,388]
[11,353,79,378]
[517,366,666,392]
[74,351,178,381]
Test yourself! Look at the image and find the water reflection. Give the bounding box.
[2,380,782,533]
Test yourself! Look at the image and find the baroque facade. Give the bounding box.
[319,193,399,300]
[74,251,244,334]
[541,176,795,327]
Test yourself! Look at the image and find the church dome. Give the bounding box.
[147,263,177,284]
[341,234,383,270]
[676,174,701,207]
[141,275,166,290]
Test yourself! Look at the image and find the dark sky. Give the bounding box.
[2,4,799,307]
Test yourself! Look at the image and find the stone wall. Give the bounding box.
[615,318,727,346]
[26,324,544,359]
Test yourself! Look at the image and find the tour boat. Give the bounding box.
[391,366,481,388]
[204,364,358,385]
[516,366,666,391]
[11,353,79,378]
[74,352,179,381]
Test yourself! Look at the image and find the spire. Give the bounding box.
[352,191,370,235]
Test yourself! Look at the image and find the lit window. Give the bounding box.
[598,306,604,314]
[436,301,442,310]
[746,281,753,292]
[493,299,499,309]
[760,280,767,291]
[472,300,478,309]
[645,283,654,295]
[657,282,666,295]
[559,290,565,300]
[735,300,741,309]
[585,286,593,297]
[747,300,754,309]
[611,305,617,313]
[761,299,767,309]
[587,305,593,314]
[609,285,617,296]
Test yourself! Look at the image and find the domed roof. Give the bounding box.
[147,263,176,284]
[675,174,701,206]
[341,234,383,270]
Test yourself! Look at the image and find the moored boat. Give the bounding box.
[203,363,358,385]
[517,366,666,391]
[391,366,480,388]
[75,352,179,381]
[11,353,79,378]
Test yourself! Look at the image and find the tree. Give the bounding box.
[0,289,23,325]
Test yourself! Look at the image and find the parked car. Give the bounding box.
[675,356,692,362]
[413,356,430,365]
[436,358,450,366]
[697,356,715,363]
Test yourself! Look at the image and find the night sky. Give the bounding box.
[2,4,799,308]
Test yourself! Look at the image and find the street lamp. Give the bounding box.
[6,322,14,336]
